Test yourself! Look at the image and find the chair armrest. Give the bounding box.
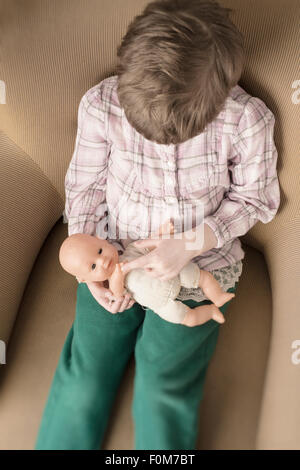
[0,132,63,347]
[256,216,300,449]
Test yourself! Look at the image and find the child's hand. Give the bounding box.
[86,280,135,314]
[121,237,198,281]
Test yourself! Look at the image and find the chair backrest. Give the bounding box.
[223,0,299,253]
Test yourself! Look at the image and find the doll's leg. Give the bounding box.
[181,303,225,327]
[132,284,238,450]
[198,269,235,307]
[157,298,225,326]
[35,282,145,450]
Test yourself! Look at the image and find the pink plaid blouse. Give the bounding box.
[63,75,280,273]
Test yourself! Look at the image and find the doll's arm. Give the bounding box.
[108,261,128,298]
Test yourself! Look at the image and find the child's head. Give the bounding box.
[116,0,244,145]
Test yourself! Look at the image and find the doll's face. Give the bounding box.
[60,235,119,283]
[77,237,118,283]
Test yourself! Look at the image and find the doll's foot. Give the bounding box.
[181,304,225,327]
[214,291,235,307]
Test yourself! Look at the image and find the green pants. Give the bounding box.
[35,281,237,450]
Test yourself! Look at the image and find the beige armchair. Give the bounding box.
[0,0,299,450]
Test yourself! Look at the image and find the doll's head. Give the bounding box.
[59,233,119,283]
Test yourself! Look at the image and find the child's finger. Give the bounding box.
[127,299,136,309]
[109,296,124,314]
[117,292,134,312]
[118,294,132,312]
[104,291,116,301]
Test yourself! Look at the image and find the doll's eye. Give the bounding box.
[91,263,96,270]
[98,248,102,254]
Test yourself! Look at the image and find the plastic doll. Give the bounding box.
[59,221,235,327]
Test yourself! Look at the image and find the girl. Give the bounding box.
[35,0,280,450]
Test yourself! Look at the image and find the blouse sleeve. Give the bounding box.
[204,97,280,249]
[63,85,124,254]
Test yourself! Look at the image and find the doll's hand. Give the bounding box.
[86,280,135,314]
